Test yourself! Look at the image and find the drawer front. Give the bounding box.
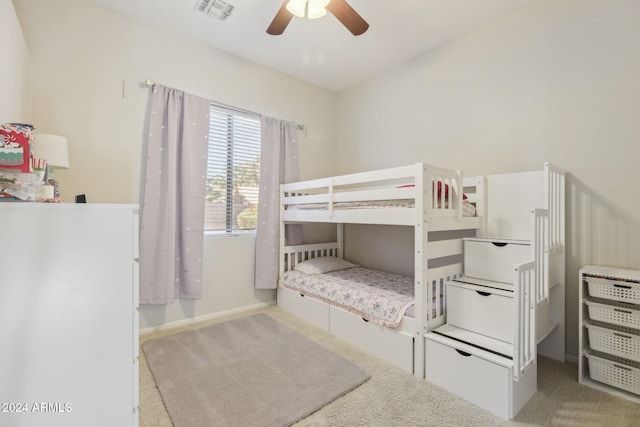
[586,353,640,395]
[447,283,513,343]
[277,287,329,331]
[585,300,640,329]
[464,239,530,283]
[586,277,640,305]
[425,336,511,419]
[586,324,640,363]
[330,306,413,373]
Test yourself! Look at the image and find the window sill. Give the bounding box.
[204,231,257,239]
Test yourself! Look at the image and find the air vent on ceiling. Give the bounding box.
[194,0,235,20]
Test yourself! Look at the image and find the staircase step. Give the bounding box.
[430,324,514,362]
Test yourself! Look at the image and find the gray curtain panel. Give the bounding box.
[254,117,302,289]
[139,85,210,304]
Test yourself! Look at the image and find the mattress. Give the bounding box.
[287,200,476,216]
[279,266,415,328]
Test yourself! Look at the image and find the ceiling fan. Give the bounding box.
[267,0,369,36]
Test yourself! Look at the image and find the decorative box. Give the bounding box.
[0,123,35,173]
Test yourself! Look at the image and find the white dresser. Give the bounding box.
[0,203,139,427]
[579,265,640,403]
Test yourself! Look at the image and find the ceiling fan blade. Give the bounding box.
[326,0,369,36]
[267,1,294,35]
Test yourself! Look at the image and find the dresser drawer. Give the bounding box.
[464,238,530,283]
[447,281,513,343]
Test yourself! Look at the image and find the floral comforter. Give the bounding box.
[279,267,415,328]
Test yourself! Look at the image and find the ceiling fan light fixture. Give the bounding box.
[307,0,329,19]
[268,0,369,36]
[306,6,326,19]
[286,0,306,18]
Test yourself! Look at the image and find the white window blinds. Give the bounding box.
[205,105,261,233]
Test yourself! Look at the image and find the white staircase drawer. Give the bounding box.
[425,334,512,419]
[425,333,536,420]
[447,281,514,343]
[464,238,531,284]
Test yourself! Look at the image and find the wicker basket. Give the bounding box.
[586,323,640,363]
[586,300,640,329]
[586,277,640,304]
[586,353,640,395]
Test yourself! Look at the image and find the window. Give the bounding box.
[205,105,261,233]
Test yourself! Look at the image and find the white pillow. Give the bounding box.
[293,256,358,275]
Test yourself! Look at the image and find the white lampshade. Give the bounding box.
[34,133,70,168]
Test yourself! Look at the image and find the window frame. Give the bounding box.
[204,104,261,236]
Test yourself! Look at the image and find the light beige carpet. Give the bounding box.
[142,313,370,427]
[140,306,640,427]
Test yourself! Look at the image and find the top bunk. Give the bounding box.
[281,163,485,232]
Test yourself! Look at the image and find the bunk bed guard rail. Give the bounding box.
[532,208,550,306]
[544,163,565,252]
[514,261,537,382]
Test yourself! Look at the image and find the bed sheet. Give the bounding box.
[286,200,476,216]
[279,267,415,328]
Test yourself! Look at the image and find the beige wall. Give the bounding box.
[0,0,30,123]
[14,0,338,329]
[336,0,640,359]
[14,0,640,351]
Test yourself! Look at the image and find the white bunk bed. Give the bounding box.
[278,163,486,377]
[278,161,566,419]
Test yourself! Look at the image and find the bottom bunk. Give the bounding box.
[277,242,455,374]
[277,286,415,372]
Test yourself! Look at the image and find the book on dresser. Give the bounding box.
[578,265,640,403]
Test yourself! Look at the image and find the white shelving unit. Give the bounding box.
[579,265,640,403]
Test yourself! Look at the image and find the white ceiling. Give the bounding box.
[94,0,533,92]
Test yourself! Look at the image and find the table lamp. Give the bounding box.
[34,133,70,198]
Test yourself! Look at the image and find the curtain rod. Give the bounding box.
[143,79,306,131]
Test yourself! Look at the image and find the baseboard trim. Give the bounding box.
[139,301,276,335]
[565,353,578,364]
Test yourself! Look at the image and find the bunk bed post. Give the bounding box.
[476,176,488,237]
[455,170,464,221]
[538,163,566,362]
[336,223,344,259]
[279,184,286,276]
[414,163,427,378]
